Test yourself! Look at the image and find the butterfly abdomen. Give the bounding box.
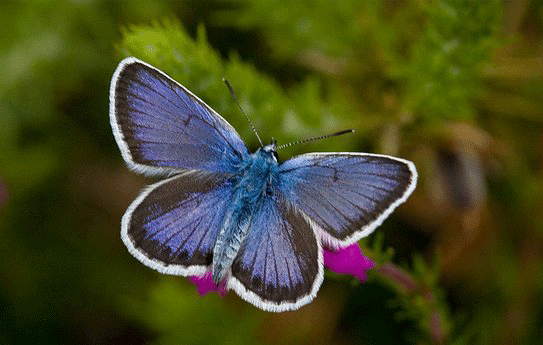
[211,149,280,283]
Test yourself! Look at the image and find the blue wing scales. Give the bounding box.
[110,57,249,175]
[111,57,418,312]
[121,172,233,276]
[278,153,417,247]
[229,194,323,312]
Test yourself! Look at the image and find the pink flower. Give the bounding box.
[189,243,374,297]
[323,243,375,282]
[188,271,228,297]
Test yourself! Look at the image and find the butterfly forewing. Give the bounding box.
[278,153,417,247]
[230,194,323,312]
[110,57,249,175]
[122,172,233,276]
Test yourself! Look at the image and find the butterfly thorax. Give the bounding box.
[211,144,279,283]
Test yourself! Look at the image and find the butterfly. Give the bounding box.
[109,57,417,312]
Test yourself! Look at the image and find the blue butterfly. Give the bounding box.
[110,57,417,312]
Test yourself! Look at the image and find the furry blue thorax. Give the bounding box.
[211,142,279,283]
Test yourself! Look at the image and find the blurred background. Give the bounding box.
[1,1,542,344]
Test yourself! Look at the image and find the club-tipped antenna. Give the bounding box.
[277,129,355,150]
[223,78,263,147]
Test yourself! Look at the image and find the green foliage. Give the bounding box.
[217,0,372,59]
[401,0,501,121]
[361,235,451,344]
[120,278,260,345]
[220,0,501,123]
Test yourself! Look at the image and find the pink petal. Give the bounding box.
[323,243,375,282]
[188,272,228,297]
[189,244,374,297]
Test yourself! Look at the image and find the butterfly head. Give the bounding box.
[260,138,278,162]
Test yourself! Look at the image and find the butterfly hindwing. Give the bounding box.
[229,193,323,312]
[278,153,417,247]
[110,57,249,175]
[122,172,234,276]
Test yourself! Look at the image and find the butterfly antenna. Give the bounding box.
[223,79,263,147]
[277,129,355,150]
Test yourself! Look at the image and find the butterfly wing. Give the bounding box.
[229,193,323,312]
[278,153,417,247]
[110,57,249,175]
[121,172,234,276]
